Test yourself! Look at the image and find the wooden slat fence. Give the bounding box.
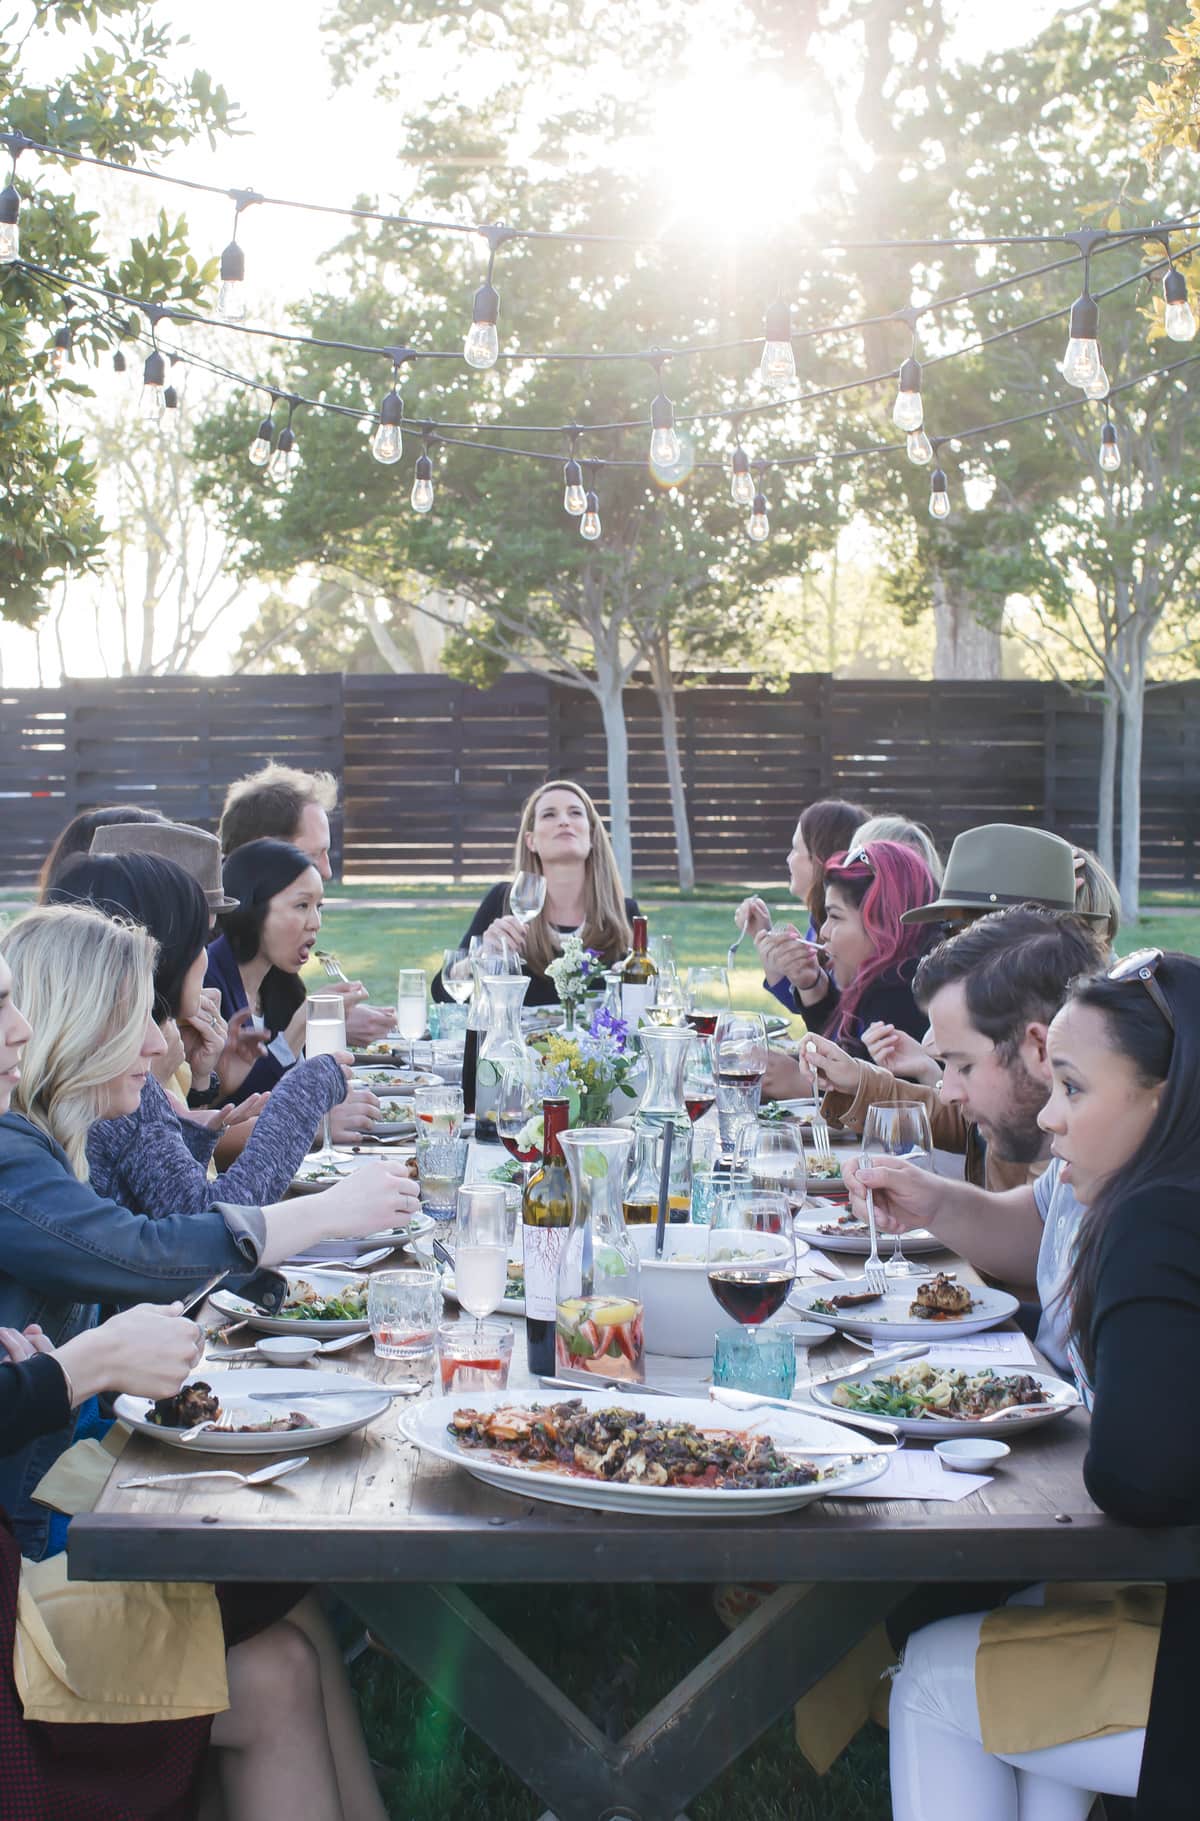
[3,672,1199,890]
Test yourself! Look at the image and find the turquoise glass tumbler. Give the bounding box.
[711,1328,796,1400]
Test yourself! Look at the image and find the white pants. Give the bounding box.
[889,1609,1145,1821]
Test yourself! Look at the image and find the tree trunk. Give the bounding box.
[594,666,633,891]
[1117,674,1144,922]
[931,564,1002,679]
[1096,690,1118,879]
[648,634,695,892]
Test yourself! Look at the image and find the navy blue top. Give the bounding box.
[204,931,292,1100]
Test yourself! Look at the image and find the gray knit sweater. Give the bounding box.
[87,1055,347,1214]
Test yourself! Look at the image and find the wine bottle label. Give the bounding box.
[621,983,655,1028]
[524,1225,568,1322]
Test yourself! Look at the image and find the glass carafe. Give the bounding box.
[556,1127,642,1382]
[474,974,531,1143]
[631,1024,694,1220]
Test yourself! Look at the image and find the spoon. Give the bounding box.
[119,1456,311,1490]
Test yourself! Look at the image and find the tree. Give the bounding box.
[0,2,236,626]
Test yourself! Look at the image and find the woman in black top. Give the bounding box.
[433,780,637,1008]
[887,949,1200,1821]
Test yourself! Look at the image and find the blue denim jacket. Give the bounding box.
[0,1110,267,1559]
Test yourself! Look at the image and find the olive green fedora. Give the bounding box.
[901,823,1077,924]
[89,819,239,913]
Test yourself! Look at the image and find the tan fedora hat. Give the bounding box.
[89,819,239,913]
[901,824,1077,924]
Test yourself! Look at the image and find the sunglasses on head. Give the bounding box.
[839,844,874,872]
[1107,948,1175,1033]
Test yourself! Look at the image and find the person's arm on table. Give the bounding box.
[847,1156,1045,1286]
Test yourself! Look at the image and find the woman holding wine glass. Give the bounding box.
[430,781,638,1009]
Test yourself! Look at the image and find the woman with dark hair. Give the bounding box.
[36,804,165,901]
[205,839,327,1100]
[787,840,939,1056]
[888,950,1200,1821]
[49,851,366,1212]
[734,797,867,1015]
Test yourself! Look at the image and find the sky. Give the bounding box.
[3,0,1067,687]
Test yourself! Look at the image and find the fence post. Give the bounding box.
[1042,686,1058,835]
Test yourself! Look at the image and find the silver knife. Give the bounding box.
[537,1374,684,1397]
[798,1343,929,1392]
[245,1386,419,1403]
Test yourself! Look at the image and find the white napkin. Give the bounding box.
[872,1330,1038,1366]
[835,1451,992,1501]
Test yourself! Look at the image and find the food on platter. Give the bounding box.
[146,1381,316,1434]
[278,1277,368,1322]
[810,1290,884,1313]
[448,1399,825,1490]
[910,1273,978,1320]
[832,1361,1052,1421]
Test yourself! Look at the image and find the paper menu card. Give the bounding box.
[871,1330,1039,1366]
[835,1451,992,1502]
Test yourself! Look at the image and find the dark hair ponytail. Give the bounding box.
[1065,953,1200,1379]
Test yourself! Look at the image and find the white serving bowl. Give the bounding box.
[934,1438,1010,1473]
[255,1335,321,1365]
[628,1225,802,1358]
[777,1319,833,1352]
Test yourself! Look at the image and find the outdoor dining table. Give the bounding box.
[68,1138,1200,1821]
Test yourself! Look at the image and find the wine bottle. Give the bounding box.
[620,915,658,1030]
[523,1097,572,1377]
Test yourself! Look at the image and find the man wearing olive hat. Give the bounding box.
[900,822,1078,925]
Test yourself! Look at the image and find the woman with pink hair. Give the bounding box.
[789,840,942,1056]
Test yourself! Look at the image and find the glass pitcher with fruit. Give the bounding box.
[556,1127,642,1382]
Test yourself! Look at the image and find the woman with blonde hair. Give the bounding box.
[433,780,638,1007]
[852,815,945,887]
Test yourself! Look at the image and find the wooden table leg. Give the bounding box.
[335,1580,911,1821]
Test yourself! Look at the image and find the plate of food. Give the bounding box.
[211,1268,371,1336]
[799,1155,851,1203]
[793,1272,1019,1342]
[808,1355,1080,1438]
[113,1367,390,1454]
[352,1066,441,1092]
[759,1101,860,1145]
[399,1388,891,1516]
[371,1095,416,1138]
[792,1208,946,1256]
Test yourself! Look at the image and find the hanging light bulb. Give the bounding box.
[649,390,680,468]
[371,388,405,465]
[141,349,166,413]
[580,489,602,541]
[892,355,924,432]
[730,445,754,506]
[1084,364,1110,403]
[217,239,246,319]
[1099,420,1121,473]
[268,424,300,484]
[929,466,951,520]
[162,384,179,413]
[759,299,795,388]
[248,409,275,467]
[562,457,586,515]
[1163,267,1196,342]
[112,349,127,375]
[747,489,770,543]
[906,428,933,466]
[1062,286,1101,389]
[50,325,71,377]
[464,279,500,369]
[411,450,435,513]
[0,180,19,264]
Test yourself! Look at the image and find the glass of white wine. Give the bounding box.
[306,992,347,1166]
[441,947,475,1005]
[509,871,547,926]
[395,968,427,1070]
[454,1184,514,1339]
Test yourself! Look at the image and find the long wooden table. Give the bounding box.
[68,1152,1200,1821]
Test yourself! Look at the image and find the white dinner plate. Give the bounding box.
[807,1356,1080,1438]
[792,1276,1020,1342]
[114,1367,389,1454]
[352,1066,441,1091]
[792,1209,947,1257]
[211,1267,370,1337]
[400,1387,891,1517]
[371,1094,416,1139]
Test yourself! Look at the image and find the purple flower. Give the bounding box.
[588,1005,628,1050]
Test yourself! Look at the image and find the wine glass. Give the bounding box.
[861,1101,936,1279]
[454,1184,513,1340]
[682,1037,715,1122]
[306,992,346,1165]
[712,1011,768,1157]
[495,1063,541,1190]
[647,966,687,1027]
[685,965,731,1038]
[510,871,547,925]
[707,1188,797,1326]
[736,1123,807,1208]
[441,948,475,1004]
[395,968,427,1070]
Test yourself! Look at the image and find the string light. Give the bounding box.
[0,178,19,263]
[248,405,275,466]
[1099,419,1120,472]
[371,384,405,465]
[1083,361,1111,402]
[929,464,951,519]
[759,299,796,388]
[1062,277,1102,389]
[580,466,602,542]
[411,443,435,513]
[112,349,127,374]
[649,386,680,468]
[216,191,259,320]
[464,229,511,370]
[268,400,300,483]
[1163,267,1196,342]
[892,354,924,432]
[906,428,933,465]
[49,324,71,376]
[747,465,770,542]
[141,348,166,413]
[562,455,586,515]
[163,383,179,411]
[730,443,754,505]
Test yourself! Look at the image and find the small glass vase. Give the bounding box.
[561,996,581,1033]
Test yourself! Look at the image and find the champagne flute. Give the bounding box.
[306,992,347,1165]
[509,871,547,925]
[454,1184,513,1340]
[861,1101,936,1279]
[395,968,427,1071]
[707,1188,796,1325]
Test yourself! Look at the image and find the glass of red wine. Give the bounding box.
[706,1188,797,1326]
[683,1036,716,1123]
[712,1011,768,1157]
[495,1065,541,1192]
[684,965,731,1038]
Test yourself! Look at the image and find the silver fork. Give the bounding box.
[726,925,748,973]
[861,1180,890,1297]
[178,1408,238,1443]
[316,950,350,983]
[809,1117,836,1169]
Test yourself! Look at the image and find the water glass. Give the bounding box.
[437,1319,514,1393]
[414,1082,464,1137]
[414,1130,470,1218]
[367,1269,442,1363]
[712,1328,797,1400]
[690,1162,723,1227]
[715,1074,763,1157]
[434,1003,469,1044]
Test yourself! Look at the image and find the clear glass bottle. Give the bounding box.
[523,1097,571,1377]
[473,974,531,1143]
[556,1127,642,1381]
[630,1024,695,1221]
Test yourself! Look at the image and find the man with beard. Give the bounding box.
[842,907,1105,1370]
